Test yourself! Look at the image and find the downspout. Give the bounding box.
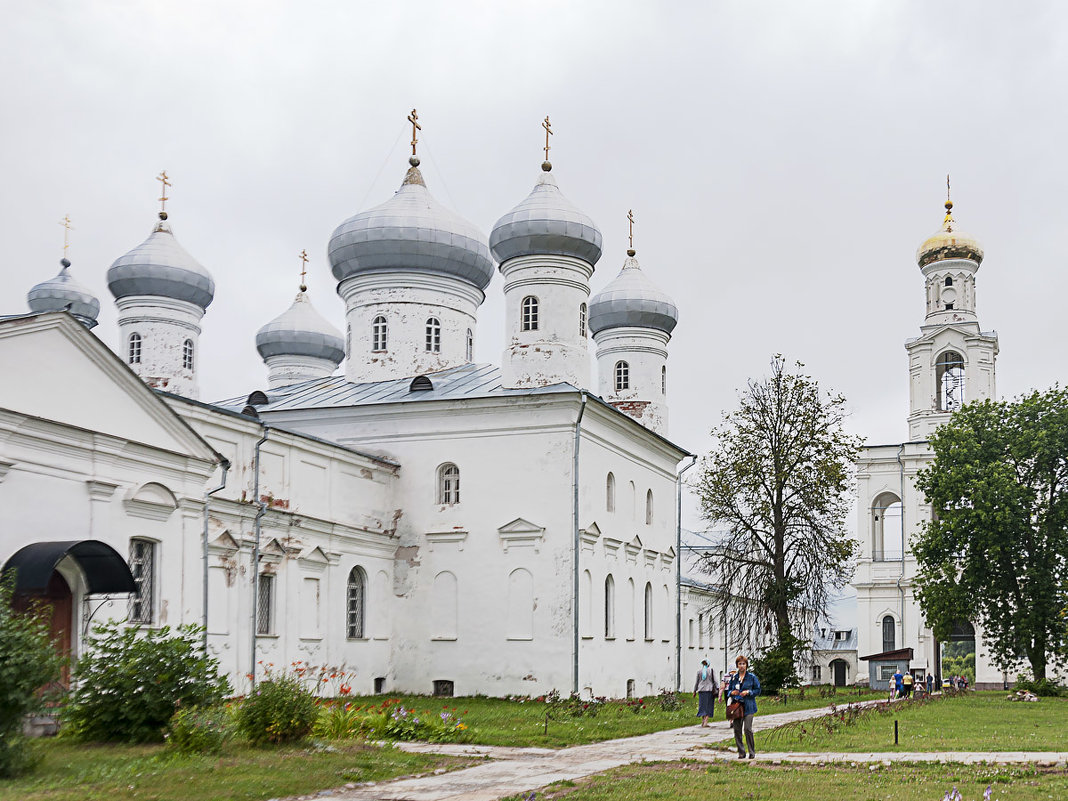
[201,458,231,653]
[250,425,270,688]
[572,391,588,696]
[896,444,907,659]
[675,454,698,691]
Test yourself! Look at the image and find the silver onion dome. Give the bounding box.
[329,161,494,291]
[27,258,101,329]
[489,167,603,265]
[106,217,215,310]
[255,290,345,365]
[588,252,678,335]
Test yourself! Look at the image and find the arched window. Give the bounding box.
[521,296,539,331]
[579,303,587,337]
[871,492,903,561]
[128,332,142,365]
[425,317,441,352]
[604,575,616,638]
[347,566,366,639]
[606,472,616,512]
[182,339,194,370]
[372,316,388,352]
[881,615,895,652]
[662,366,666,395]
[644,582,653,640]
[438,463,460,505]
[465,328,473,361]
[645,489,654,525]
[945,276,954,287]
[615,361,629,391]
[936,351,965,411]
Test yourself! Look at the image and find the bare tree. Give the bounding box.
[694,356,860,671]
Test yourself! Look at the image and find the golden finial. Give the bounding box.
[59,215,74,259]
[156,170,171,220]
[298,249,309,292]
[626,209,636,256]
[943,173,955,227]
[542,115,553,171]
[407,109,422,165]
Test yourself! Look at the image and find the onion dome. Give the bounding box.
[27,258,101,329]
[107,214,215,310]
[917,199,983,268]
[588,250,678,335]
[490,165,603,265]
[255,289,345,366]
[328,158,494,291]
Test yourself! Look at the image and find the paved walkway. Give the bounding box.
[311,702,1067,801]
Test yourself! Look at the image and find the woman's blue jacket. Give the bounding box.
[727,671,761,716]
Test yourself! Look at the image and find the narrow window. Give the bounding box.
[182,339,194,370]
[606,472,616,512]
[881,615,895,652]
[662,366,666,395]
[945,302,954,310]
[945,276,953,287]
[347,567,366,638]
[256,574,274,635]
[372,316,388,352]
[935,350,965,411]
[579,303,587,337]
[128,539,155,624]
[645,489,654,525]
[425,318,441,353]
[465,328,473,361]
[438,463,460,505]
[128,332,142,365]
[644,582,653,640]
[615,360,629,391]
[521,296,539,331]
[604,575,616,638]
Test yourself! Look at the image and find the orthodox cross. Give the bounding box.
[299,249,309,290]
[157,170,171,215]
[944,173,954,222]
[59,215,73,256]
[542,116,553,161]
[408,109,421,157]
[627,209,635,250]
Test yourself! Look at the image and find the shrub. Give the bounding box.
[236,674,318,745]
[750,636,802,694]
[65,621,229,742]
[656,689,683,712]
[1014,674,1066,697]
[0,576,63,777]
[167,705,232,754]
[314,702,365,740]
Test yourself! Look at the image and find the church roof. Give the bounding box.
[255,290,345,365]
[27,259,100,329]
[107,216,215,310]
[588,251,678,335]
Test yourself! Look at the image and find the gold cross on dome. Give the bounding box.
[627,209,635,250]
[408,109,421,156]
[299,249,309,288]
[543,116,553,161]
[157,170,171,214]
[59,215,74,256]
[944,173,954,221]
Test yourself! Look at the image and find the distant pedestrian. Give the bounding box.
[892,669,904,699]
[693,660,717,727]
[727,654,761,759]
[926,673,933,694]
[902,671,914,698]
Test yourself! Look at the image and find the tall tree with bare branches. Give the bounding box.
[694,357,860,682]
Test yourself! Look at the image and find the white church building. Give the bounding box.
[1,137,693,699]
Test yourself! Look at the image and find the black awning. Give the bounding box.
[2,540,137,594]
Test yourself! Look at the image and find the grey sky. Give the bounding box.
[3,2,1066,556]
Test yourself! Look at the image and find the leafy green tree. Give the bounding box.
[0,575,62,776]
[914,388,1068,681]
[694,356,861,683]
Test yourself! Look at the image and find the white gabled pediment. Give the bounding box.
[498,517,546,535]
[298,546,329,564]
[259,538,286,564]
[209,531,240,553]
[497,517,545,553]
[0,313,218,465]
[124,481,178,521]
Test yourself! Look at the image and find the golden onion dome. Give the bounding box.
[916,200,983,267]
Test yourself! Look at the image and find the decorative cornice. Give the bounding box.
[426,529,468,552]
[0,459,15,483]
[498,517,546,553]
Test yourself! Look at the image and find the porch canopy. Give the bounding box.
[859,647,914,662]
[2,540,136,594]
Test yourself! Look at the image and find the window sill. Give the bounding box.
[346,637,369,642]
[257,633,279,639]
[605,637,616,641]
[299,636,322,642]
[506,637,533,642]
[581,635,594,640]
[431,636,457,641]
[644,638,655,642]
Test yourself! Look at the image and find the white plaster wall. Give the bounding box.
[499,254,593,389]
[338,272,483,383]
[115,295,204,399]
[593,327,670,435]
[264,354,340,389]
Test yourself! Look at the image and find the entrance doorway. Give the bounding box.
[830,659,848,687]
[13,571,73,687]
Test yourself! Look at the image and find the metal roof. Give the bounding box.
[107,219,215,309]
[589,253,678,335]
[27,259,100,328]
[255,291,344,364]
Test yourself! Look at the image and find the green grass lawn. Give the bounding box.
[0,740,473,801]
[348,689,879,748]
[507,761,1068,801]
[747,692,1068,753]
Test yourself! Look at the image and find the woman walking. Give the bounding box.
[693,659,717,727]
[726,654,761,758]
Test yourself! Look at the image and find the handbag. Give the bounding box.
[725,700,744,721]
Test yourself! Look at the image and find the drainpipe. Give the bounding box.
[896,444,907,661]
[675,455,698,691]
[201,458,231,653]
[572,391,588,696]
[250,425,270,688]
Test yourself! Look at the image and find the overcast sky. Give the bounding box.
[3,2,1066,579]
